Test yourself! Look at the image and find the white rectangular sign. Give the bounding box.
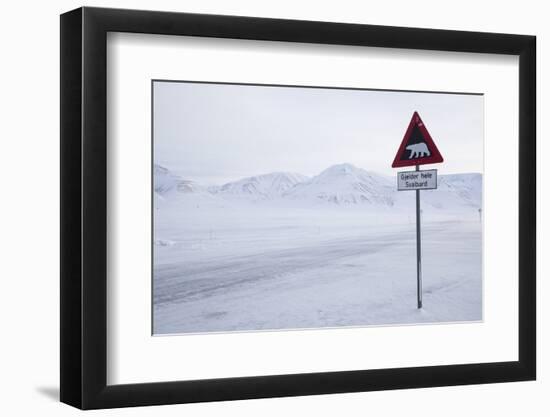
[397,169,437,191]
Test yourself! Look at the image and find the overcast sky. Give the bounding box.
[153,81,483,185]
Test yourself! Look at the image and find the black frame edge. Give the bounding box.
[60,6,537,410]
[90,361,532,410]
[517,35,536,379]
[84,5,533,54]
[81,6,109,409]
[60,7,83,409]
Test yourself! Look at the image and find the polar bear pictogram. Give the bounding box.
[406,142,430,159]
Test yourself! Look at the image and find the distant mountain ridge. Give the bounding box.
[211,172,309,201]
[154,164,205,195]
[154,163,482,211]
[284,163,395,206]
[438,173,482,206]
[153,164,178,194]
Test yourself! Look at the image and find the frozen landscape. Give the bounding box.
[152,162,482,335]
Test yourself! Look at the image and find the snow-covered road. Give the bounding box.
[153,219,482,335]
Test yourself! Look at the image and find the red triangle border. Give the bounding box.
[391,111,444,168]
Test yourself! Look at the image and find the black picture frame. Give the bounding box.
[60,6,536,410]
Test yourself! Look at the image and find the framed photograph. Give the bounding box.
[60,6,536,409]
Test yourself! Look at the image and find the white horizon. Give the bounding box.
[154,161,482,187]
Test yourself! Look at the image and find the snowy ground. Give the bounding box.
[153,203,482,335]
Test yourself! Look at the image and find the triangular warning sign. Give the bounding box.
[391,112,444,168]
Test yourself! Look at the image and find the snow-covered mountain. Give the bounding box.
[154,164,179,194]
[284,163,395,206]
[154,164,204,195]
[438,173,482,207]
[414,173,481,212]
[212,172,309,200]
[153,163,481,211]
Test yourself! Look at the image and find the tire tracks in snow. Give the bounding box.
[153,229,419,306]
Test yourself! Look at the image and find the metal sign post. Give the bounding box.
[396,166,435,308]
[415,165,422,309]
[397,166,434,309]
